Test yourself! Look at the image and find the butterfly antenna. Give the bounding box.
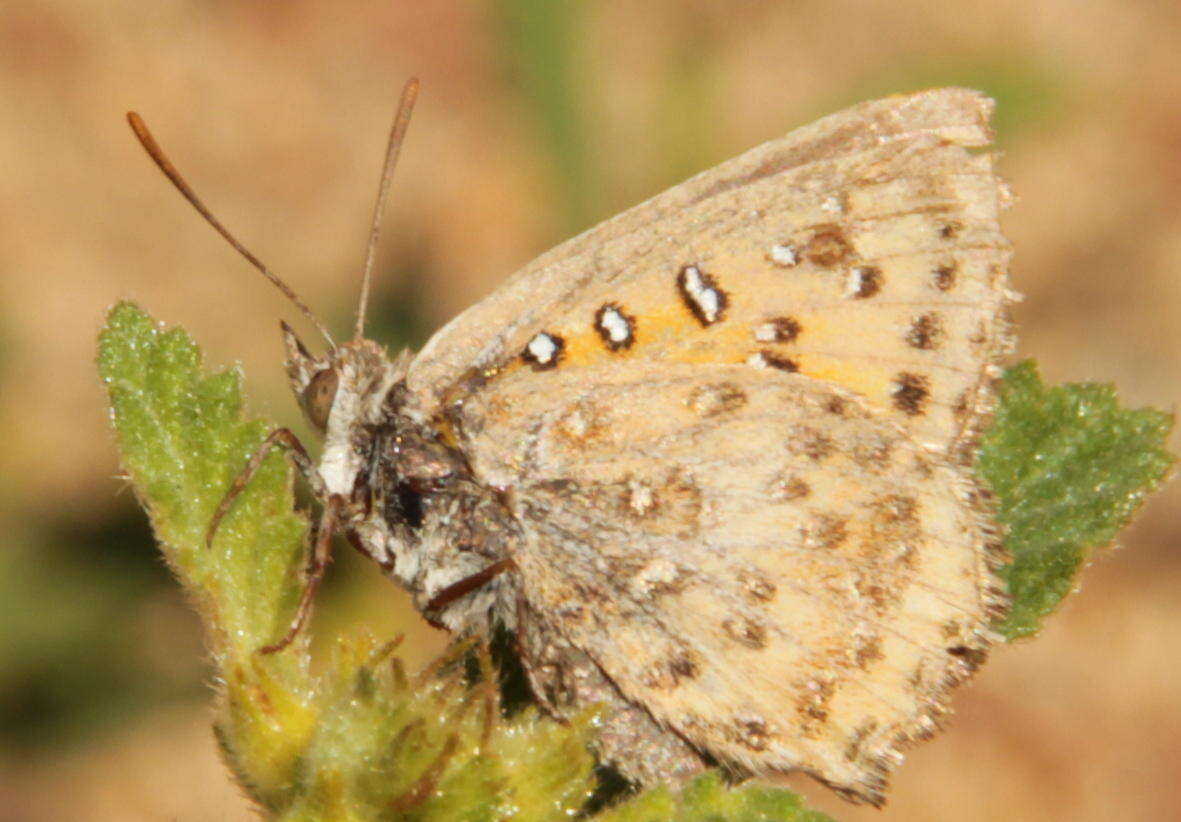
[126,111,336,347]
[354,76,420,341]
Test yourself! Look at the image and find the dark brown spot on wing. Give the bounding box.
[645,647,703,689]
[892,372,930,416]
[905,313,944,350]
[760,316,802,343]
[732,717,772,751]
[768,472,810,501]
[853,635,884,670]
[948,645,989,671]
[670,653,700,680]
[757,350,800,372]
[737,568,777,603]
[823,395,849,416]
[657,474,703,538]
[808,513,849,549]
[968,319,990,348]
[951,389,972,421]
[910,451,936,479]
[804,224,853,267]
[867,495,921,562]
[795,677,835,735]
[875,493,919,526]
[851,433,894,469]
[723,616,768,649]
[933,262,957,291]
[844,719,879,762]
[789,428,835,461]
[855,573,898,612]
[848,265,882,299]
[687,382,748,417]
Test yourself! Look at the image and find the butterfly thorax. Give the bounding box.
[368,384,521,631]
[281,324,521,634]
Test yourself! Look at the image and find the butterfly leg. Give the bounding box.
[424,558,515,613]
[206,427,325,548]
[259,493,342,654]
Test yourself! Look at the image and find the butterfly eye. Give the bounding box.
[302,368,339,431]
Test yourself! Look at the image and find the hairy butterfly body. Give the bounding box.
[130,82,1013,805]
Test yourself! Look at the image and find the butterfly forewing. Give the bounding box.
[408,87,1012,462]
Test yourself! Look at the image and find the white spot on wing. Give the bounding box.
[627,479,655,515]
[527,332,559,364]
[596,304,634,347]
[680,264,724,324]
[630,557,679,596]
[844,266,880,299]
[683,264,706,293]
[844,268,863,298]
[698,289,720,320]
[754,323,779,342]
[769,244,799,267]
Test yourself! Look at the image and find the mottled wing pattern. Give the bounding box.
[408,87,1013,461]
[457,362,1005,802]
[404,87,1014,802]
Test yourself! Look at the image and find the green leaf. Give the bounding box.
[978,361,1175,639]
[99,301,316,808]
[598,772,834,822]
[98,300,309,660]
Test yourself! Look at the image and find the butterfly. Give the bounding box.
[128,80,1013,806]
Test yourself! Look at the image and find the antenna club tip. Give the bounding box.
[127,112,152,143]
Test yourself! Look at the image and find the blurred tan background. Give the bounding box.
[1,1,1178,820]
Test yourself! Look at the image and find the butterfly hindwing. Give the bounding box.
[455,361,1005,803]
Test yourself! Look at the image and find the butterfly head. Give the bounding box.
[282,319,409,425]
[280,321,412,494]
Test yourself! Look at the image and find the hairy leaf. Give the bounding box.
[979,361,1174,639]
